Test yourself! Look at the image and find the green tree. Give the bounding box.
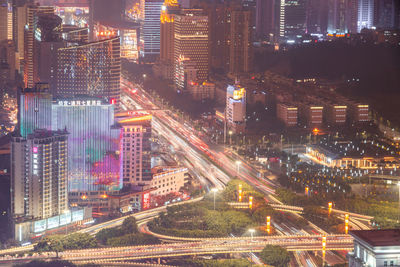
[260,245,290,267]
[121,217,138,234]
[34,235,64,257]
[63,233,97,250]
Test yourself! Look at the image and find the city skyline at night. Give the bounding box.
[0,0,399,266]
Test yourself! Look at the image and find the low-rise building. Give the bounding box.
[150,167,188,196]
[299,102,323,127]
[277,102,298,127]
[348,229,400,267]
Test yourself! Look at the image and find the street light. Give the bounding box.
[211,188,218,210]
[398,182,400,222]
[229,130,233,145]
[249,229,255,242]
[236,160,241,175]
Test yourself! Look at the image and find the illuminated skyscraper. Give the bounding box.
[174,10,209,82]
[228,8,253,74]
[226,84,246,134]
[18,83,52,139]
[374,0,399,29]
[327,0,358,34]
[24,5,55,88]
[51,97,121,194]
[140,0,164,61]
[279,0,307,40]
[116,112,152,187]
[256,0,276,39]
[0,0,13,42]
[159,0,180,77]
[57,37,121,105]
[11,129,68,219]
[357,0,374,32]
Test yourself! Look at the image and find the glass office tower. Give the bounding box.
[52,97,121,193]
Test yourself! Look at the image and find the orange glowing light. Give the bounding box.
[249,196,253,209]
[312,128,320,135]
[81,195,87,200]
[119,114,153,124]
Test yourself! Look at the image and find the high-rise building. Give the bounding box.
[12,0,30,70]
[228,8,253,74]
[117,112,152,188]
[24,5,55,88]
[306,0,329,34]
[51,97,121,194]
[37,13,65,94]
[374,0,399,29]
[0,0,13,42]
[159,0,180,76]
[327,0,358,34]
[256,0,276,39]
[140,0,164,61]
[11,129,68,219]
[357,0,374,32]
[18,83,53,139]
[57,37,121,105]
[226,84,246,134]
[174,9,209,82]
[279,0,307,40]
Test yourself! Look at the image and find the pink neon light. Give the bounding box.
[33,147,38,153]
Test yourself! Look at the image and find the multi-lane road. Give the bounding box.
[0,234,353,265]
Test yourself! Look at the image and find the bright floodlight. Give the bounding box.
[249,229,255,233]
[236,161,241,165]
[211,188,218,193]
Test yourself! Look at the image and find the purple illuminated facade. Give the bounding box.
[51,97,122,194]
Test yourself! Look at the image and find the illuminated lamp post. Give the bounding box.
[238,183,242,202]
[328,202,333,216]
[236,161,241,175]
[322,236,326,264]
[229,130,233,145]
[211,188,218,210]
[249,196,253,210]
[345,214,349,234]
[305,186,309,196]
[249,229,255,242]
[266,216,271,234]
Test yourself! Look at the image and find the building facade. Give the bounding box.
[52,97,121,193]
[279,0,307,40]
[228,8,253,74]
[277,102,298,127]
[174,10,209,82]
[174,55,197,92]
[117,112,152,188]
[18,83,53,139]
[140,0,164,61]
[57,37,121,105]
[348,229,400,267]
[11,129,68,219]
[226,84,246,133]
[357,0,374,32]
[327,0,358,34]
[0,0,13,42]
[24,5,55,88]
[150,167,187,196]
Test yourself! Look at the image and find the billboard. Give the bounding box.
[34,220,47,233]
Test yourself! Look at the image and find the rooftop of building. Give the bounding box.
[116,111,152,126]
[151,166,188,177]
[310,136,396,159]
[27,128,69,140]
[350,229,400,247]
